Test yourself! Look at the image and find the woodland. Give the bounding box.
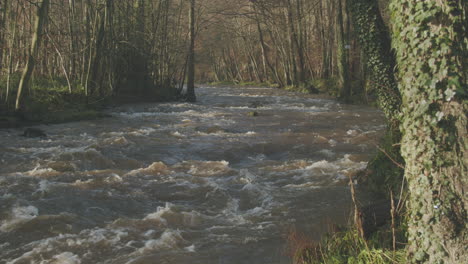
[0,0,466,263]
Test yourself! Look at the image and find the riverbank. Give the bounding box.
[289,227,406,263]
[0,82,315,129]
[0,89,178,129]
[0,96,108,129]
[0,73,180,129]
[207,79,374,106]
[1,78,372,129]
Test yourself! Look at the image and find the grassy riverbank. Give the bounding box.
[0,75,176,129]
[0,93,104,129]
[289,227,406,264]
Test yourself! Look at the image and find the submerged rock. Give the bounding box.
[22,128,47,138]
[247,111,259,117]
[307,85,321,94]
[196,126,226,134]
[249,101,264,108]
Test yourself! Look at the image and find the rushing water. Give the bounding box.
[0,87,385,264]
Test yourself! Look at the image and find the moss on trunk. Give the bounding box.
[350,0,404,197]
[391,0,467,262]
[349,0,401,124]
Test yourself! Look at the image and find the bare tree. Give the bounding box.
[186,0,196,102]
[15,0,50,111]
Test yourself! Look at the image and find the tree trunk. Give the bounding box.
[129,0,149,95]
[82,0,92,89]
[295,0,306,84]
[88,3,106,98]
[68,0,76,79]
[0,0,8,68]
[319,0,331,79]
[15,0,49,111]
[186,0,196,102]
[391,0,467,262]
[253,3,284,87]
[348,0,404,202]
[336,0,351,101]
[349,0,400,123]
[5,1,18,104]
[286,1,298,86]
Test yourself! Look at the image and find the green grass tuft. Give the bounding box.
[291,228,406,264]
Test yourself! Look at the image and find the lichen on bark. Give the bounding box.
[390,0,467,262]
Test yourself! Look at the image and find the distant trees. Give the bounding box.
[0,0,381,105]
[0,0,199,112]
[197,0,367,99]
[205,0,320,88]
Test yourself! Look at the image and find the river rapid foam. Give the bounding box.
[0,86,385,264]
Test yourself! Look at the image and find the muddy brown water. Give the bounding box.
[0,87,385,264]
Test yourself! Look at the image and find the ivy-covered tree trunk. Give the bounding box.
[349,0,401,123]
[349,0,403,194]
[391,0,467,263]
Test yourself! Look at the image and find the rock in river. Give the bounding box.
[22,128,47,138]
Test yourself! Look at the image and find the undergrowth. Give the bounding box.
[358,128,405,198]
[0,75,105,125]
[289,225,407,264]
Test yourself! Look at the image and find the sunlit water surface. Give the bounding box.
[0,87,385,264]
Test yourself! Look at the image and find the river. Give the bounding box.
[0,86,385,264]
